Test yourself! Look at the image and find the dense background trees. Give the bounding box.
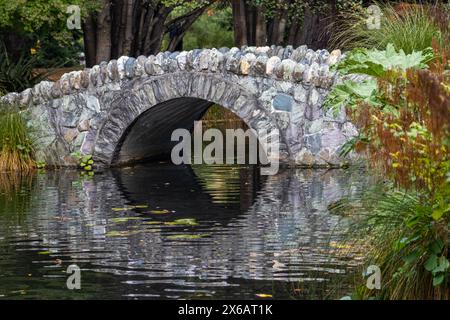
[0,0,412,68]
[230,0,377,49]
[0,0,93,66]
[83,0,216,67]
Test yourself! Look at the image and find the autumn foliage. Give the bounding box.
[350,43,449,196]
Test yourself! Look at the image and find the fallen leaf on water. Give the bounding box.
[256,293,273,298]
[149,209,170,214]
[165,218,198,226]
[38,251,50,255]
[143,221,162,225]
[166,233,209,240]
[112,205,148,212]
[112,207,131,212]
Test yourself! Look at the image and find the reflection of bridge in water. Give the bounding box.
[6,164,369,298]
[112,164,264,221]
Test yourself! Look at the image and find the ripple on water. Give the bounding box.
[0,164,369,299]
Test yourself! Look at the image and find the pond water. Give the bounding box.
[0,163,367,299]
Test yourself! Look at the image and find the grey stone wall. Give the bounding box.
[0,45,360,168]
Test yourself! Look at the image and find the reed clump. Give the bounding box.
[0,104,36,172]
[330,1,448,54]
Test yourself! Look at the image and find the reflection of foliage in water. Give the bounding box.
[0,166,371,299]
[0,172,35,221]
[192,164,253,204]
[201,104,247,130]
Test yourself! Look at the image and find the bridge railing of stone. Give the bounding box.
[0,45,343,108]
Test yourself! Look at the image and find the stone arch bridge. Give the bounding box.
[0,45,359,168]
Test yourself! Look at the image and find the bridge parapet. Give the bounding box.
[1,45,343,108]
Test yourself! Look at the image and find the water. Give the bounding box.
[0,163,367,299]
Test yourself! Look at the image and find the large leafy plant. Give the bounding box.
[326,44,434,112]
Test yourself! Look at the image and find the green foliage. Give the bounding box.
[0,44,50,93]
[0,104,35,172]
[338,134,368,157]
[326,78,380,113]
[335,44,434,77]
[330,2,448,53]
[334,184,449,299]
[325,44,434,112]
[36,160,46,169]
[0,1,97,68]
[71,151,94,174]
[166,5,234,51]
[34,35,84,67]
[326,38,449,298]
[0,0,98,36]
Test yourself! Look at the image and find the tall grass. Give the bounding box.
[0,105,35,172]
[330,2,448,53]
[333,183,449,300]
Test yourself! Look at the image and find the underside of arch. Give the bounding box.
[113,98,213,165]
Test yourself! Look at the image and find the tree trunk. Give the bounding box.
[268,15,279,45]
[297,2,336,49]
[245,3,255,45]
[287,18,300,46]
[122,0,134,55]
[232,0,248,47]
[82,14,97,67]
[95,0,112,63]
[254,7,266,46]
[82,0,209,66]
[166,7,207,52]
[275,8,288,45]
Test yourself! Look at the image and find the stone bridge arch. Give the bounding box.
[0,45,360,168]
[94,72,286,165]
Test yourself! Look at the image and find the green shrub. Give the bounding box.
[335,183,449,300]
[162,5,234,51]
[0,105,36,172]
[0,43,49,93]
[183,7,234,50]
[331,2,448,53]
